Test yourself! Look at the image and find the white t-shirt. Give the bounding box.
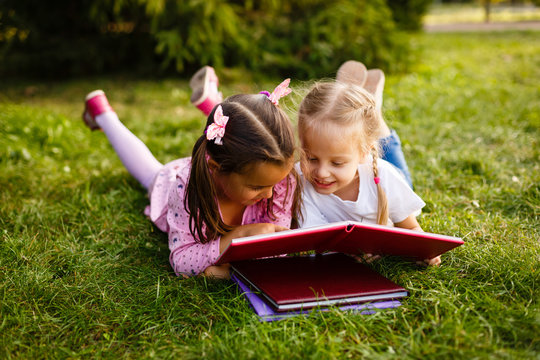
[298,158,425,228]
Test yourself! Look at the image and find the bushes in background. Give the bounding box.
[139,0,411,78]
[0,0,429,79]
[387,0,433,30]
[0,0,158,78]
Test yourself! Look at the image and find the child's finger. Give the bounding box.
[274,225,290,232]
[424,256,441,266]
[366,255,381,263]
[361,253,381,263]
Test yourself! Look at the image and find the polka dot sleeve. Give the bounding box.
[166,175,221,277]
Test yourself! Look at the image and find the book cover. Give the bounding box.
[216,221,463,265]
[231,253,408,312]
[231,273,402,322]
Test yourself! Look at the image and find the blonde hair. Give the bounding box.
[298,81,388,225]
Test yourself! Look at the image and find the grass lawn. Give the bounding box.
[1,30,539,358]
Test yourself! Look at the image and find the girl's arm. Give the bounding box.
[204,223,289,279]
[219,223,289,253]
[394,214,441,266]
[394,213,422,232]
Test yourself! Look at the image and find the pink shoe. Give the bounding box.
[336,60,368,87]
[82,90,114,130]
[190,66,222,116]
[364,69,385,110]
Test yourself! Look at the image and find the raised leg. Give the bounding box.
[190,66,223,116]
[83,90,163,190]
[337,61,413,187]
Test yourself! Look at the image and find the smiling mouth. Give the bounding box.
[314,179,335,189]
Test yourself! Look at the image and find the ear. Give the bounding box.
[207,158,220,173]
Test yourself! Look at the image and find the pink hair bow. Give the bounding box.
[206,105,228,145]
[261,78,292,105]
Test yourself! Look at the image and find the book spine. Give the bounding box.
[318,225,352,253]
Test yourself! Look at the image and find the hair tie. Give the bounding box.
[260,78,292,105]
[374,177,380,185]
[206,105,228,145]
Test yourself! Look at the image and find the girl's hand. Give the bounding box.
[352,253,381,263]
[416,256,441,267]
[425,256,441,266]
[203,263,231,279]
[219,223,289,253]
[396,215,441,266]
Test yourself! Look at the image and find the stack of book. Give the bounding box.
[216,221,463,321]
[231,252,406,321]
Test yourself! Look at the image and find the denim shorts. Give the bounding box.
[379,130,413,188]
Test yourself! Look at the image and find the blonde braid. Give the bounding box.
[372,148,389,225]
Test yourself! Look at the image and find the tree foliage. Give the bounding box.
[0,0,156,78]
[0,0,420,78]
[386,0,433,31]
[132,0,411,78]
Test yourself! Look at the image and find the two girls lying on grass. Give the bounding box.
[81,61,438,279]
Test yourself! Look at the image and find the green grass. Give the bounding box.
[1,31,539,358]
[425,3,540,24]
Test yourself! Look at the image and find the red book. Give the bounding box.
[216,221,463,265]
[231,252,408,312]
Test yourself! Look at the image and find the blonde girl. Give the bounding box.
[82,80,301,278]
[297,81,440,266]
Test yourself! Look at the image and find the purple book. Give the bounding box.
[231,273,402,322]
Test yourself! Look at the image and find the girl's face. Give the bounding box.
[215,160,293,206]
[302,129,364,201]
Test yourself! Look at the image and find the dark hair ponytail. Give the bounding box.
[184,136,233,243]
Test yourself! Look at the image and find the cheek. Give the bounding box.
[331,166,351,180]
[306,162,318,173]
[241,188,258,200]
[343,166,358,180]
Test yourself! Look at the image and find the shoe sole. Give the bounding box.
[189,66,211,89]
[190,66,217,104]
[85,89,105,101]
[336,60,368,87]
[364,69,385,96]
[83,89,113,130]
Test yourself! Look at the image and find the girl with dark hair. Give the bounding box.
[82,79,301,278]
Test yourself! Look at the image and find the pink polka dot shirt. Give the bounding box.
[144,157,295,277]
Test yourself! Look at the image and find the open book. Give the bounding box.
[216,221,463,265]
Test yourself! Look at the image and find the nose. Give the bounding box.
[314,164,330,179]
[261,187,273,199]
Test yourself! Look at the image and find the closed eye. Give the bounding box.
[249,185,271,191]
